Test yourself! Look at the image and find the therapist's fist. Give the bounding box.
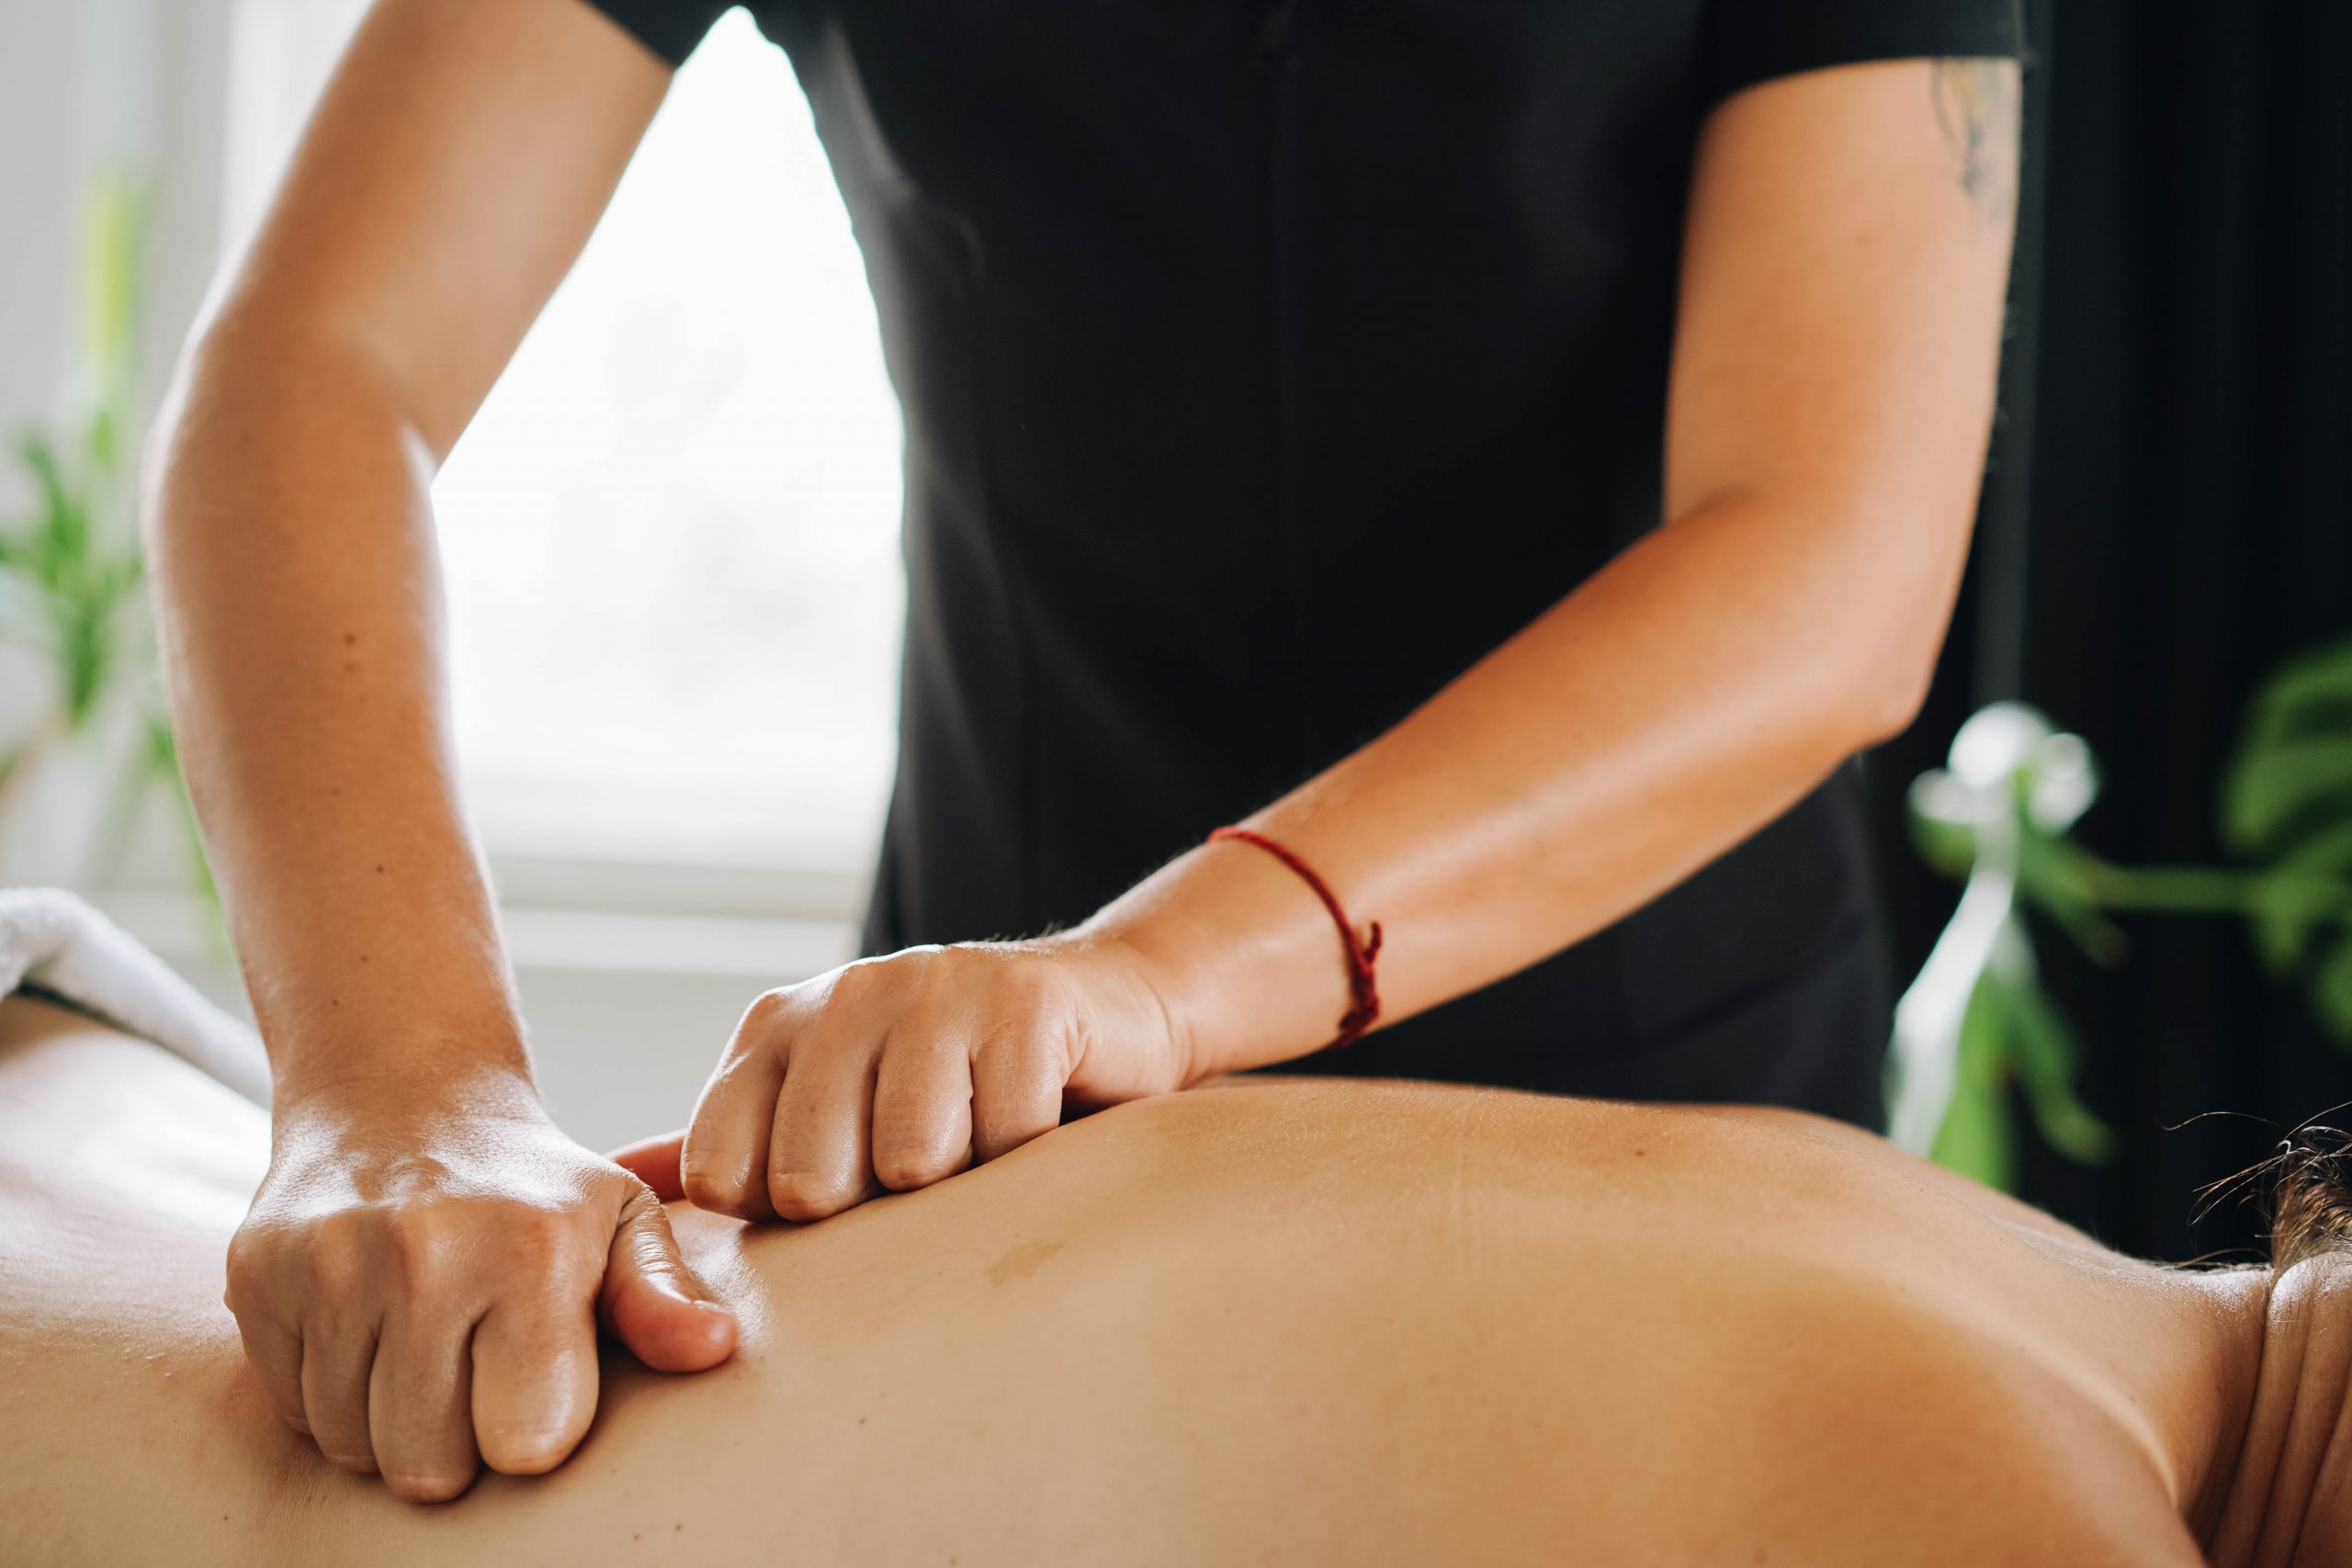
[682,934,1189,1221]
[224,1071,737,1502]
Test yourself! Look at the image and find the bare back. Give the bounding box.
[0,996,2206,1564]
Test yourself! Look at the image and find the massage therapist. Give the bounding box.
[148,0,2023,1502]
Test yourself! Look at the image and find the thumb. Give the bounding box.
[607,1130,687,1201]
[602,1187,739,1373]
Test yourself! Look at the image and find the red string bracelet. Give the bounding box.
[1206,826,1383,1049]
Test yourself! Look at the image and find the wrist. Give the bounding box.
[1075,874,1302,1085]
[1057,919,1204,1092]
[1080,831,1379,1079]
[269,1027,538,1121]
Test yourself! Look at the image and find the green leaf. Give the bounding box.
[2242,637,2352,750]
[79,173,146,382]
[1907,805,1979,879]
[86,406,119,477]
[2015,831,2128,964]
[108,551,146,605]
[2313,936,2352,1049]
[60,616,111,728]
[2249,821,2352,972]
[143,709,178,775]
[1931,978,2020,1190]
[17,433,82,578]
[1996,969,2117,1164]
[2222,739,2352,857]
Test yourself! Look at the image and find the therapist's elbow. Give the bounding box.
[1814,487,1974,753]
[1846,645,1938,750]
[1833,583,1954,752]
[141,305,280,549]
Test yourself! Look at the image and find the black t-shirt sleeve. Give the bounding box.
[572,0,737,67]
[1705,0,2026,105]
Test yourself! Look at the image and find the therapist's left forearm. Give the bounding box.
[1084,480,1966,1084]
[1083,55,2018,1082]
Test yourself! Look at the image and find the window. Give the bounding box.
[213,4,902,1138]
[225,4,905,885]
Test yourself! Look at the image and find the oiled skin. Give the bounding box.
[0,996,2219,1564]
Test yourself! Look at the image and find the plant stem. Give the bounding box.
[2077,859,2352,919]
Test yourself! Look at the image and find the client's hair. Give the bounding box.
[2266,1124,2352,1270]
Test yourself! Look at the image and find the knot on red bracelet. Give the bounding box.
[1207,826,1383,1050]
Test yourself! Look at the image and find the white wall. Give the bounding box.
[0,4,82,445]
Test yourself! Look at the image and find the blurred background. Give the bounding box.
[0,0,2345,1261]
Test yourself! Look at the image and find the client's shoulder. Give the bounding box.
[1733,1284,2206,1566]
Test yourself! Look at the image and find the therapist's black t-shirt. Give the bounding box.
[577,0,2025,1128]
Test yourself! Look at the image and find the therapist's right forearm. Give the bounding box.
[140,4,733,1497]
[145,314,526,1097]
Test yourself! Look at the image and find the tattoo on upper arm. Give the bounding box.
[1929,59,2021,226]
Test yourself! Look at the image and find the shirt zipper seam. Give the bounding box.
[1261,0,1317,781]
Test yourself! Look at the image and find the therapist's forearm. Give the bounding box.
[1090,57,2014,1085]
[146,316,526,1096]
[1087,486,1962,1084]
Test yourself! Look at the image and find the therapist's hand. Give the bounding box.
[681,934,1188,1221]
[225,1068,738,1502]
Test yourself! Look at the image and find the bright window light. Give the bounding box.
[228,6,905,874]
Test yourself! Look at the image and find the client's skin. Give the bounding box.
[2,991,2342,1567]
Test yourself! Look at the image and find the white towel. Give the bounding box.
[0,887,271,1105]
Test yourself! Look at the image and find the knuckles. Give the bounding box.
[738,985,800,1038]
[766,1168,862,1222]
[222,1224,285,1314]
[690,942,1091,1222]
[221,1130,623,1499]
[870,1100,973,1192]
[499,1206,576,1274]
[736,946,1079,1070]
[983,956,1061,1015]
[234,1196,585,1311]
[678,1161,743,1214]
[871,1142,964,1192]
[304,1209,377,1297]
[680,1139,761,1215]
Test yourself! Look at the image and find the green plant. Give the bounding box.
[0,172,209,899]
[1891,638,2352,1189]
